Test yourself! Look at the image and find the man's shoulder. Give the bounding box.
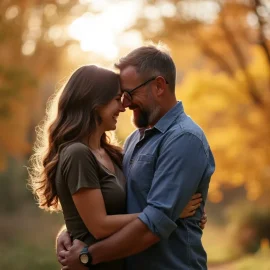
[169,115,206,141]
[160,115,212,156]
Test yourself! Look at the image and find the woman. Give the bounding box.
[29,65,204,270]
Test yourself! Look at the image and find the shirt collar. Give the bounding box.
[154,101,184,134]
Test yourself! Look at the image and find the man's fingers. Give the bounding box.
[57,254,66,265]
[191,193,201,200]
[59,255,67,265]
[63,240,72,251]
[59,250,68,258]
[58,253,68,266]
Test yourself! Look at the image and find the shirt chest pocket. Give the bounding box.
[130,154,155,191]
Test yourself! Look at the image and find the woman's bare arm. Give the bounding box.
[72,188,138,240]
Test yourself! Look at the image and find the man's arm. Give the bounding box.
[89,218,159,264]
[60,133,208,267]
[57,194,205,267]
[88,133,208,264]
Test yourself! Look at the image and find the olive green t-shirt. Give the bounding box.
[55,142,126,270]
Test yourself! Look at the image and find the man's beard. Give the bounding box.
[132,103,161,128]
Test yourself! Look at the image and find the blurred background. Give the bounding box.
[1,0,270,269]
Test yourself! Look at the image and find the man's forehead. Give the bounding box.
[120,66,139,81]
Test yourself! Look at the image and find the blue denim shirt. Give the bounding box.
[123,102,215,270]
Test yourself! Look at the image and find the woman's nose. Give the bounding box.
[119,102,126,112]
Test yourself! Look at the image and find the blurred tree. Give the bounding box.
[0,0,89,170]
[133,0,270,203]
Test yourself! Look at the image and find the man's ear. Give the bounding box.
[155,76,166,97]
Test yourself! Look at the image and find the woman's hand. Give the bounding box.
[180,193,202,218]
[199,211,207,230]
[179,194,208,230]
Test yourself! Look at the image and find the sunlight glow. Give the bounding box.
[5,5,20,20]
[68,1,142,60]
[177,1,220,23]
[22,40,36,56]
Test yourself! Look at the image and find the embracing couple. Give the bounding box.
[29,43,215,270]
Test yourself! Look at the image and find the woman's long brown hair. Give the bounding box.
[28,65,123,212]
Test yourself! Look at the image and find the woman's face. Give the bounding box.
[98,90,125,131]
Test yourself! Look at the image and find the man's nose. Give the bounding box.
[122,95,131,108]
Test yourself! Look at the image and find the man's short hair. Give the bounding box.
[115,43,176,93]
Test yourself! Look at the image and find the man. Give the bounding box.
[58,44,215,269]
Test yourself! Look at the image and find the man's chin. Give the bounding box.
[131,115,148,128]
[130,107,149,128]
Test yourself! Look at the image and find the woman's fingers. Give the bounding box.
[180,194,203,218]
[191,193,202,200]
[201,213,207,224]
[193,203,201,210]
[190,198,202,206]
[187,210,196,217]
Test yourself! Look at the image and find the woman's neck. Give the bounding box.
[87,127,104,150]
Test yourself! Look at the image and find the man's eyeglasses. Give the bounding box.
[121,76,169,103]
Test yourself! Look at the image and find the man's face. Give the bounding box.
[120,66,158,128]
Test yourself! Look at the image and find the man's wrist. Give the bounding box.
[88,244,98,265]
[79,246,92,267]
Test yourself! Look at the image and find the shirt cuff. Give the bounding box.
[138,205,177,239]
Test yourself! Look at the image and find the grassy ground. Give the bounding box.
[1,208,269,270]
[0,205,62,270]
[204,223,270,270]
[208,251,270,270]
[203,223,240,264]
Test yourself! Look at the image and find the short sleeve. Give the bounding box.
[61,143,100,195]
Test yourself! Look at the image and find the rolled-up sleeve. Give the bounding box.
[138,205,177,239]
[138,133,208,239]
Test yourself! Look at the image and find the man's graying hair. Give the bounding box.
[114,44,176,93]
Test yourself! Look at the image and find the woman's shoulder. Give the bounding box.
[61,142,93,160]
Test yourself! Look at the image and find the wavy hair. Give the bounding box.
[29,65,123,212]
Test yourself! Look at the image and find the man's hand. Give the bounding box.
[59,239,86,270]
[180,193,202,218]
[56,230,72,266]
